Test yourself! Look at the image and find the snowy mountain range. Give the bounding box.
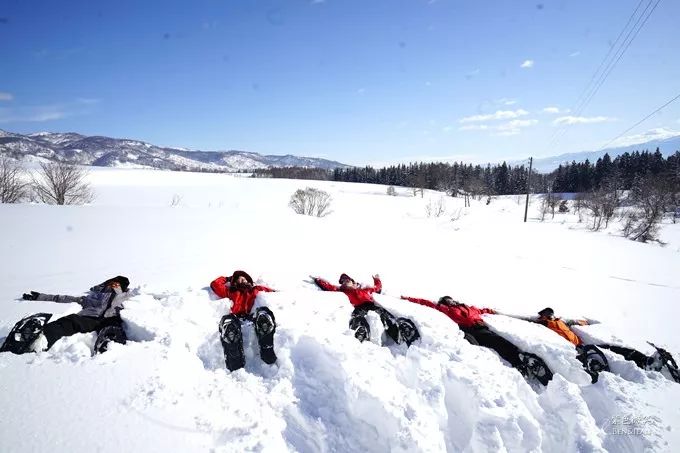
[0,129,349,172]
[526,133,680,173]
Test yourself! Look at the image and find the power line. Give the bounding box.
[597,92,680,151]
[546,0,662,150]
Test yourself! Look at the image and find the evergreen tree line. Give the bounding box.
[253,148,680,198]
[551,149,680,193]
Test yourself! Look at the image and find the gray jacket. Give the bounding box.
[35,283,127,318]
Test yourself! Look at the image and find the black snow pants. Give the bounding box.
[461,324,524,369]
[598,344,649,369]
[350,302,400,343]
[42,314,123,349]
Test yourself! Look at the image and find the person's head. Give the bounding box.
[538,307,555,321]
[231,270,254,290]
[338,273,356,289]
[104,276,130,293]
[438,296,462,307]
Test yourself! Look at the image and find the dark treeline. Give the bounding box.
[255,162,550,196]
[551,149,680,193]
[253,148,680,197]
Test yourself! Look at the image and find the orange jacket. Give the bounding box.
[542,318,582,346]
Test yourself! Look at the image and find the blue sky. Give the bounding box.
[1,0,679,166]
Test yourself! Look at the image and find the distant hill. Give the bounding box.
[524,134,680,173]
[0,129,349,172]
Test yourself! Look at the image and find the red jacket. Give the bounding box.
[210,276,274,316]
[401,296,495,328]
[314,276,382,307]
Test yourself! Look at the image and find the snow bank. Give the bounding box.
[1,168,679,452]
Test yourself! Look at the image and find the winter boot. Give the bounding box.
[219,314,245,371]
[396,317,421,347]
[519,352,553,386]
[94,325,127,355]
[254,307,277,365]
[0,313,52,354]
[349,315,371,343]
[647,343,680,383]
[576,344,610,383]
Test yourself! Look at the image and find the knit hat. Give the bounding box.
[338,273,354,284]
[438,296,456,306]
[231,270,254,285]
[538,307,554,318]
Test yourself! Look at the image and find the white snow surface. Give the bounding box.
[1,167,679,453]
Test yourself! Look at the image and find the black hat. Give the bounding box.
[231,270,254,285]
[538,307,554,318]
[339,273,354,284]
[105,276,130,292]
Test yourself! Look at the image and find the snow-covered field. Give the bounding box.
[1,167,679,452]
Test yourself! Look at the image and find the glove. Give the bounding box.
[22,291,40,300]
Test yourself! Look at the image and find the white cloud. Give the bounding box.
[497,98,517,106]
[496,119,538,135]
[552,115,614,125]
[0,92,13,101]
[459,124,490,131]
[459,118,538,136]
[356,88,366,95]
[609,127,680,147]
[520,60,534,68]
[569,51,581,57]
[542,106,561,114]
[459,109,529,123]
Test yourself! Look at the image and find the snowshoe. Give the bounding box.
[647,342,680,383]
[396,317,420,347]
[0,313,52,355]
[375,306,401,344]
[349,315,370,343]
[519,352,553,386]
[219,314,245,371]
[94,325,127,355]
[254,307,277,365]
[576,344,610,383]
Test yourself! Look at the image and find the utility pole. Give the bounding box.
[523,157,533,222]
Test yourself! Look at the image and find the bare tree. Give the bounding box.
[622,177,672,242]
[0,157,29,203]
[31,162,94,205]
[582,187,619,231]
[289,187,333,217]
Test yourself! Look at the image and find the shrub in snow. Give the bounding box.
[425,197,446,218]
[0,157,29,203]
[289,187,332,217]
[386,186,397,196]
[31,162,94,205]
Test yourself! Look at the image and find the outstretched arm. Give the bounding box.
[369,275,382,294]
[563,318,590,326]
[23,292,83,303]
[401,296,437,309]
[255,285,275,293]
[312,277,338,292]
[210,276,230,299]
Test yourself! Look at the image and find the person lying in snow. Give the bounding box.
[210,270,277,371]
[1,276,130,355]
[311,273,420,346]
[511,307,679,383]
[401,294,552,386]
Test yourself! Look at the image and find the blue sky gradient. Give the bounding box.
[1,0,679,165]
